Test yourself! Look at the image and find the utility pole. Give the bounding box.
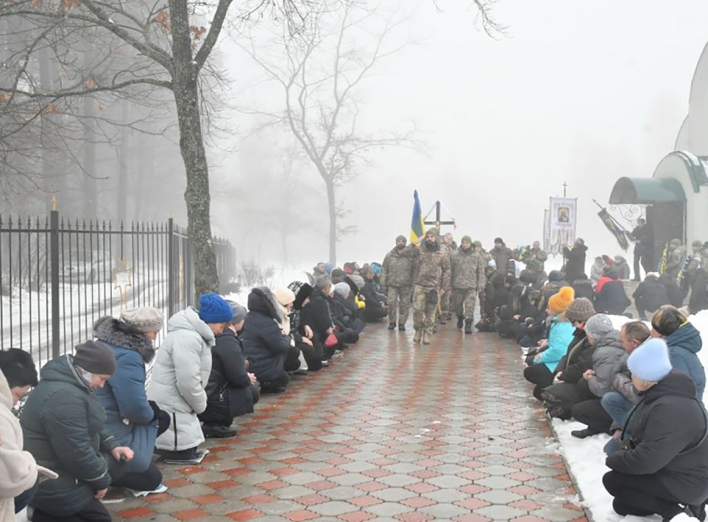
[563,182,567,198]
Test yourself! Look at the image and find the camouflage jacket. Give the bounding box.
[414,242,451,290]
[665,246,687,279]
[381,246,416,287]
[525,248,548,273]
[490,245,513,274]
[451,248,486,290]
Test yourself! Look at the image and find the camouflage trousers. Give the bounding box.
[451,289,477,321]
[386,285,413,325]
[413,285,440,334]
[440,290,451,317]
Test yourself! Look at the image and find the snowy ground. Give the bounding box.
[549,310,708,522]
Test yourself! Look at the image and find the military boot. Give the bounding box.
[413,330,422,343]
[464,319,473,334]
[456,315,464,329]
[438,314,447,325]
[398,323,406,332]
[388,322,396,330]
[422,331,431,345]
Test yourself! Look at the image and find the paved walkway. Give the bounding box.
[109,324,588,522]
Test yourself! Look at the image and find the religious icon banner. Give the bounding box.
[547,197,577,255]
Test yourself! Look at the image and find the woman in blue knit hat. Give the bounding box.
[603,338,708,521]
[148,293,233,463]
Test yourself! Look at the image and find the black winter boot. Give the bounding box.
[464,319,473,334]
[388,322,396,330]
[456,315,464,329]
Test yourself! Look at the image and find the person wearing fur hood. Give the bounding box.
[0,349,42,521]
[94,308,169,495]
[242,287,300,394]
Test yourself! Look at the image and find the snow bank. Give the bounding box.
[553,310,708,522]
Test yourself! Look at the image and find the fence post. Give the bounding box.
[167,218,175,318]
[50,210,60,359]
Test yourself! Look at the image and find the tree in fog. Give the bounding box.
[240,2,423,264]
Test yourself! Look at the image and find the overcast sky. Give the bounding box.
[216,0,708,271]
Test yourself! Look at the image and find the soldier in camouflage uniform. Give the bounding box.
[412,229,451,345]
[525,241,548,286]
[450,235,486,334]
[380,235,417,331]
[438,233,456,324]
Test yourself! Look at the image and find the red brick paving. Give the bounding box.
[106,323,587,521]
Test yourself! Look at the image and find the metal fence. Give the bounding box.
[0,211,235,366]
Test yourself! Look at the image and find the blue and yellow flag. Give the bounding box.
[410,190,425,244]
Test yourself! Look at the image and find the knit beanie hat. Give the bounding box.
[350,274,366,291]
[120,307,164,333]
[473,240,482,247]
[585,314,614,339]
[331,268,345,279]
[565,298,596,323]
[226,301,247,324]
[198,293,233,324]
[333,282,350,298]
[288,281,314,310]
[275,287,296,307]
[396,235,407,243]
[461,235,472,244]
[425,228,437,237]
[548,287,574,314]
[314,275,332,289]
[628,338,672,382]
[73,340,116,375]
[494,237,504,244]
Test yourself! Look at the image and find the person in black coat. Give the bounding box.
[361,267,388,323]
[660,273,685,308]
[594,273,631,316]
[689,268,708,315]
[563,239,588,285]
[633,272,670,320]
[300,276,343,358]
[604,338,708,521]
[199,302,259,438]
[571,274,595,302]
[287,281,325,371]
[241,287,299,393]
[631,218,654,281]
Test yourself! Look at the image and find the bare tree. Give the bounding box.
[239,1,423,264]
[0,0,303,295]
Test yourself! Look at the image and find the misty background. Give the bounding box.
[5,0,707,275]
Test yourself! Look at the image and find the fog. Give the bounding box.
[211,0,708,271]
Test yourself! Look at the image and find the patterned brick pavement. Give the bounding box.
[107,324,588,522]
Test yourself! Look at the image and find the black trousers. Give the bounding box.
[284,344,301,372]
[634,245,654,280]
[111,460,162,491]
[523,364,554,401]
[572,398,613,434]
[299,340,323,371]
[603,470,685,519]
[33,498,111,522]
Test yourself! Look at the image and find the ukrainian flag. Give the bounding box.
[410,190,425,244]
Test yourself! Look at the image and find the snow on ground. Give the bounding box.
[551,310,708,522]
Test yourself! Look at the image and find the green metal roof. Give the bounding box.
[609,177,686,204]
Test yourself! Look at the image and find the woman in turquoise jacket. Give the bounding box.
[524,287,576,400]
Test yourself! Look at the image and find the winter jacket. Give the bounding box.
[661,275,686,307]
[689,270,708,314]
[664,322,705,402]
[201,329,256,423]
[632,276,669,313]
[611,360,640,404]
[300,289,334,340]
[451,247,486,291]
[590,262,605,286]
[556,329,595,383]
[148,307,214,452]
[362,280,386,308]
[93,317,158,474]
[614,259,631,280]
[595,275,615,294]
[606,371,708,505]
[490,245,513,275]
[241,287,293,383]
[563,244,587,284]
[594,280,631,316]
[414,240,451,290]
[571,278,595,302]
[536,316,575,372]
[586,330,626,397]
[381,246,416,288]
[21,356,119,517]
[0,370,37,522]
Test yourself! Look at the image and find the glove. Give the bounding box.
[148,400,162,423]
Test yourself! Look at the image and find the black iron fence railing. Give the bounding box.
[0,211,235,366]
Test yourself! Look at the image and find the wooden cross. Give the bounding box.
[423,201,455,231]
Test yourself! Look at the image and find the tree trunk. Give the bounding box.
[325,178,337,265]
[117,100,131,223]
[82,96,98,219]
[169,0,219,298]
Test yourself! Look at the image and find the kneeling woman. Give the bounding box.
[604,338,708,521]
[94,308,170,496]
